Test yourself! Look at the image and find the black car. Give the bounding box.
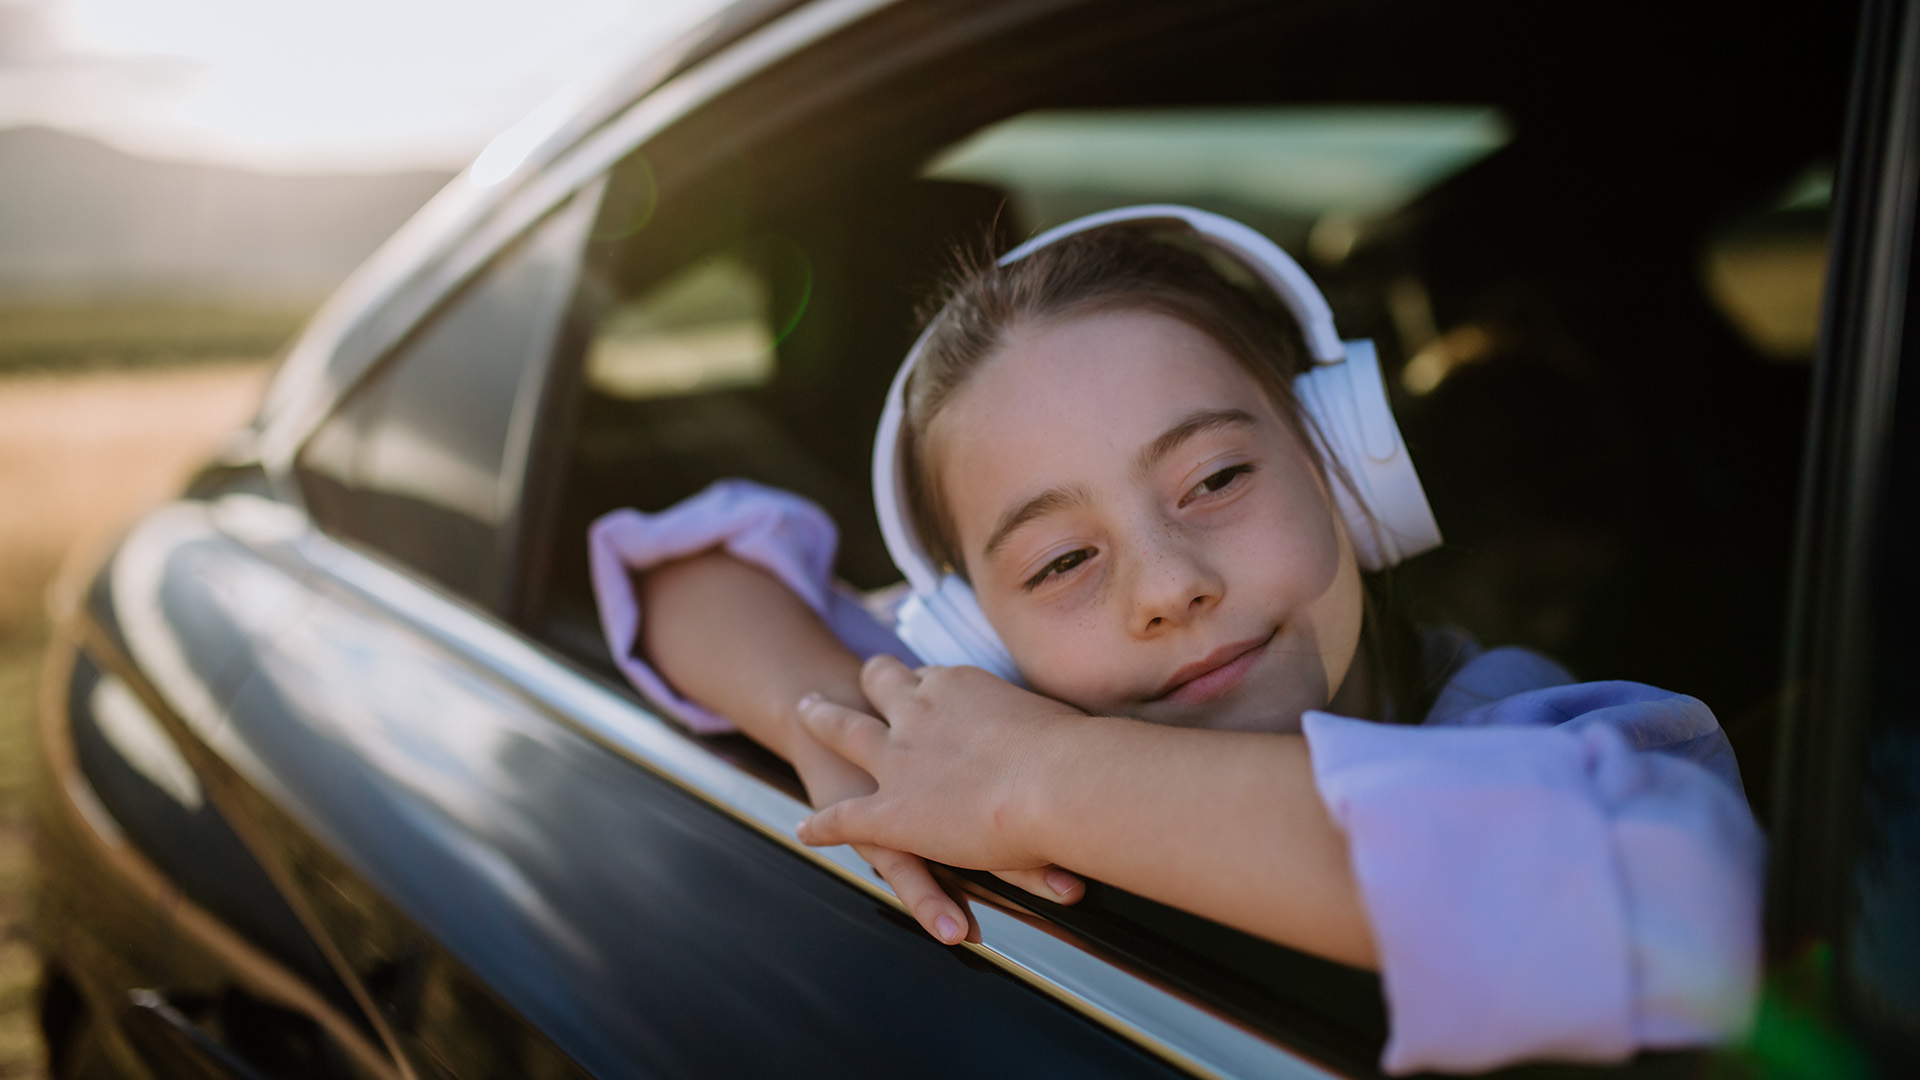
[29,0,1919,1076]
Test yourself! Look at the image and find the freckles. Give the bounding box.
[1020,584,1125,709]
[1220,504,1343,605]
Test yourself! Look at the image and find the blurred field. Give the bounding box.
[0,357,273,1077]
[0,301,310,376]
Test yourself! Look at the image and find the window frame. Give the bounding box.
[1769,0,1920,1069]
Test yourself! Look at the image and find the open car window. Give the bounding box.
[509,0,1848,1072]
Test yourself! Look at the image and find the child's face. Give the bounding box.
[928,308,1367,733]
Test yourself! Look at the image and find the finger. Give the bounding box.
[859,845,968,945]
[796,799,865,848]
[859,653,923,719]
[991,865,1087,905]
[795,694,888,772]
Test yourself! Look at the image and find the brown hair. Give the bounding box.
[902,221,1435,722]
[904,223,1317,572]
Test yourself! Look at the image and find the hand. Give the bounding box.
[786,699,1082,945]
[795,655,1092,872]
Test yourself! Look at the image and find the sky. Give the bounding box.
[0,0,726,174]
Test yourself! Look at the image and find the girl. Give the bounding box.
[589,207,1763,1074]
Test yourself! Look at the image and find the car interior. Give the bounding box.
[497,0,1853,1066]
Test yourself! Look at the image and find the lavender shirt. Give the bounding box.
[590,479,1763,1075]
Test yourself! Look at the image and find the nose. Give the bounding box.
[1125,529,1224,636]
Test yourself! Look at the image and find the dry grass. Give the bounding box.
[0,636,47,1079]
[0,360,271,1078]
[0,363,271,637]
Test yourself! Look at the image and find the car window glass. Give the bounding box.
[297,192,597,611]
[1701,164,1833,363]
[532,160,1001,669]
[927,106,1512,246]
[585,253,779,400]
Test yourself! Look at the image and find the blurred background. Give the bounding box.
[0,1,723,1072]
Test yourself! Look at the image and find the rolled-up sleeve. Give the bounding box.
[588,480,914,733]
[1304,688,1764,1075]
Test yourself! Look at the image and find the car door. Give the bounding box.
[39,460,395,1079]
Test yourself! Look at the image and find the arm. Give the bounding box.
[638,553,1084,942]
[796,657,1376,968]
[801,659,1765,1073]
[638,551,872,803]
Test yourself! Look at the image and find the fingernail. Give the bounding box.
[934,915,961,943]
[1046,869,1078,897]
[796,692,821,711]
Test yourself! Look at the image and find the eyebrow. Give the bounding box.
[982,484,1091,562]
[1133,408,1260,478]
[976,409,1260,564]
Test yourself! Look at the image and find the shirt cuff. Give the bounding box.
[588,479,912,733]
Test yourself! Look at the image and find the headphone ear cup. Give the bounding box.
[893,576,1024,684]
[1292,340,1443,570]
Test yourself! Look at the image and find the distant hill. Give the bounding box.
[0,126,455,301]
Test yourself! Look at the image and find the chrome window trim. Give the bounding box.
[257,0,904,474]
[221,498,1342,1080]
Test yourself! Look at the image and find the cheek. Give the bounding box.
[1314,539,1367,684]
[984,593,1131,713]
[1232,473,1347,605]
[1275,496,1366,697]
[1230,465,1366,692]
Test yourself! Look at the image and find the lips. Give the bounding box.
[1151,632,1275,706]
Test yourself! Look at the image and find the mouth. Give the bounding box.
[1151,632,1276,706]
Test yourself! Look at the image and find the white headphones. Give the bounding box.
[872,204,1442,681]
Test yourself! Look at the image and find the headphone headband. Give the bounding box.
[999,205,1347,363]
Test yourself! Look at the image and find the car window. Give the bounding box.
[584,252,779,401]
[1701,165,1833,363]
[517,0,1851,1069]
[527,153,1009,667]
[928,105,1512,247]
[296,192,598,612]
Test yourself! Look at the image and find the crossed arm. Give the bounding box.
[640,550,1375,968]
[796,658,1378,969]
[638,552,1083,944]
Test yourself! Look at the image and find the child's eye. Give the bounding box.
[1182,463,1254,505]
[1023,548,1094,591]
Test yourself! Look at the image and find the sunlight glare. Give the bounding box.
[34,0,723,172]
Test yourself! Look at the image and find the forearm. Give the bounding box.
[638,551,865,765]
[1025,717,1376,968]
